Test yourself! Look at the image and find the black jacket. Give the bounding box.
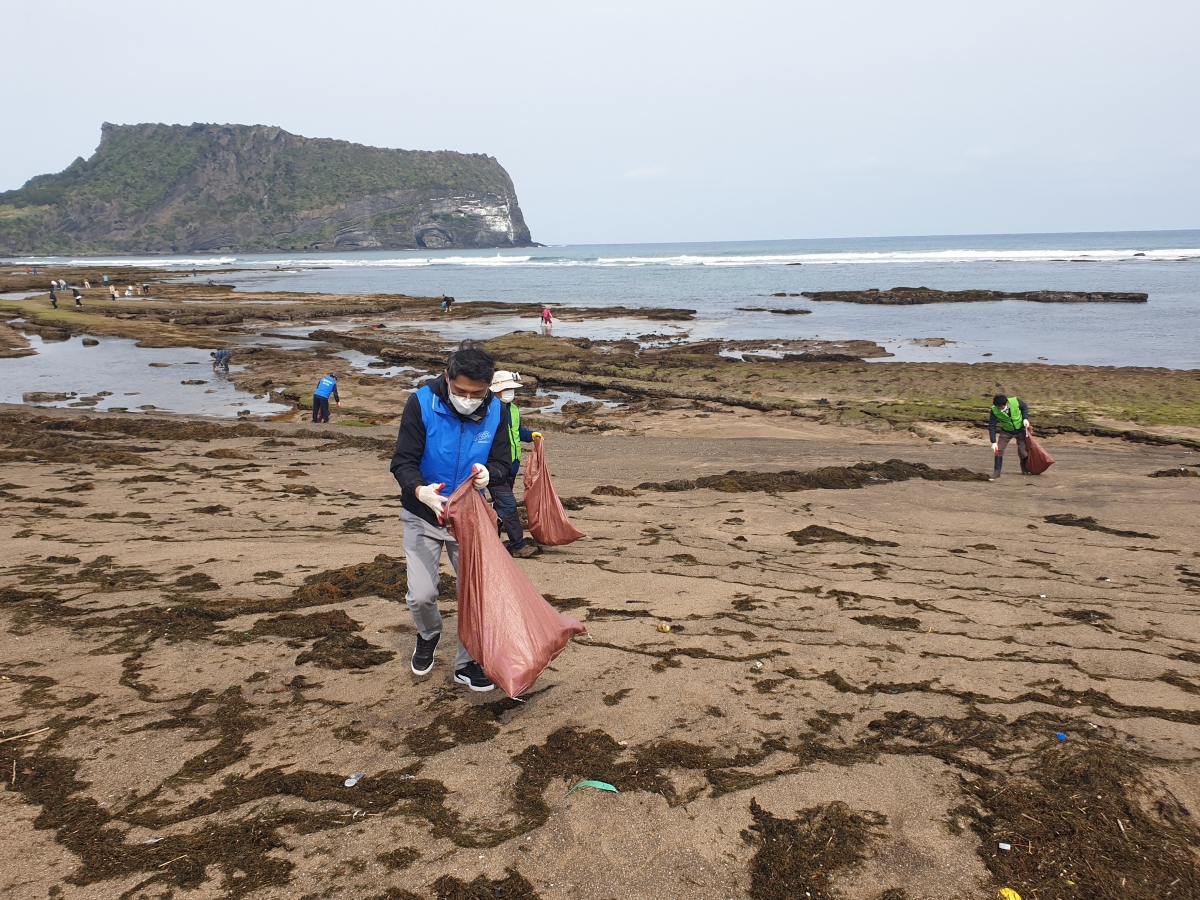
[389,375,512,527]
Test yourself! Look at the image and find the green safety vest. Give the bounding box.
[507,402,522,463]
[992,396,1024,432]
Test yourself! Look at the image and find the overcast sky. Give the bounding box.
[5,1,1198,244]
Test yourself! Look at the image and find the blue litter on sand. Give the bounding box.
[1055,732,1068,742]
[567,780,619,796]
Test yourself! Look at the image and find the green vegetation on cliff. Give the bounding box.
[0,123,532,254]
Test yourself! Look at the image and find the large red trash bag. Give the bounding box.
[445,479,587,698]
[1025,429,1055,475]
[522,436,586,546]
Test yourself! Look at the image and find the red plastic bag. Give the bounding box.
[523,436,586,546]
[445,479,586,697]
[1025,430,1055,475]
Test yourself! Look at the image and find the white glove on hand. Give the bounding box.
[471,463,490,489]
[991,442,999,454]
[416,483,447,521]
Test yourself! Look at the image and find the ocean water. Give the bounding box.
[13,230,1200,368]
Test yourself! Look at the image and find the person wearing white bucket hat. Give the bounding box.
[489,370,542,558]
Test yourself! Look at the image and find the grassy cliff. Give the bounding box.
[0,123,532,254]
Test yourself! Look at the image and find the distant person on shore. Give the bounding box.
[540,306,554,336]
[58,278,67,291]
[440,295,455,313]
[124,286,134,297]
[83,278,90,289]
[311,373,340,423]
[488,370,542,558]
[109,286,119,301]
[388,343,512,692]
[102,275,108,285]
[989,394,1032,481]
[72,288,83,308]
[49,288,58,309]
[210,349,232,372]
[142,283,150,295]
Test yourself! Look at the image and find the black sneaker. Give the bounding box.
[453,661,495,692]
[411,633,439,676]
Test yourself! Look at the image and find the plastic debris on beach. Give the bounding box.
[343,773,365,787]
[567,780,619,796]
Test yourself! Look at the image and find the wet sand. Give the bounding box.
[1,405,1198,900]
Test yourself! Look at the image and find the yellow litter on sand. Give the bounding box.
[998,889,1022,900]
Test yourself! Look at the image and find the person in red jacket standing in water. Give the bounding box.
[388,343,513,692]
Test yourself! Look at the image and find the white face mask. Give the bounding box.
[449,393,483,415]
[500,389,516,403]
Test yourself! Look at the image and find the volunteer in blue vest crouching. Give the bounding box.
[388,343,513,692]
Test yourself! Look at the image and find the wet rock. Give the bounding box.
[23,392,73,403]
[81,338,99,346]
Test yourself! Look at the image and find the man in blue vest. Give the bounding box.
[989,394,1031,481]
[311,374,339,423]
[388,344,513,692]
[488,370,542,558]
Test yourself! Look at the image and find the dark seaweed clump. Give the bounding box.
[789,525,899,547]
[964,743,1200,900]
[742,799,885,900]
[637,459,986,493]
[296,633,395,669]
[431,867,541,899]
[1043,514,1158,539]
[249,610,361,640]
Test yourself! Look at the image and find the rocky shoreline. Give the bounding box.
[801,287,1149,304]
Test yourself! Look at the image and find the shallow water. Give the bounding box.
[15,230,1200,368]
[0,335,291,416]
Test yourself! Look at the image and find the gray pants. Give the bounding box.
[400,508,474,670]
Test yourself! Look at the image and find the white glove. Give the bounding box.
[416,483,447,521]
[470,463,489,489]
[991,442,999,454]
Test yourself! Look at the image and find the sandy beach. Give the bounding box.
[2,270,1199,900]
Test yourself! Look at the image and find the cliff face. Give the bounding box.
[0,123,533,254]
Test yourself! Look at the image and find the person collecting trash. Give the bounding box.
[389,343,513,692]
[488,370,542,558]
[311,373,339,423]
[989,394,1032,481]
[210,349,232,372]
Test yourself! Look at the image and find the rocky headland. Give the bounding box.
[801,287,1149,304]
[0,123,533,254]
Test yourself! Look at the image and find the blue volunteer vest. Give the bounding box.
[314,376,337,398]
[416,386,502,492]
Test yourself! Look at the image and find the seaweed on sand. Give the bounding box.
[249,609,361,640]
[963,742,1200,900]
[295,633,395,669]
[1043,514,1158,539]
[789,525,899,547]
[742,799,886,900]
[636,459,986,493]
[431,867,541,899]
[291,553,410,604]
